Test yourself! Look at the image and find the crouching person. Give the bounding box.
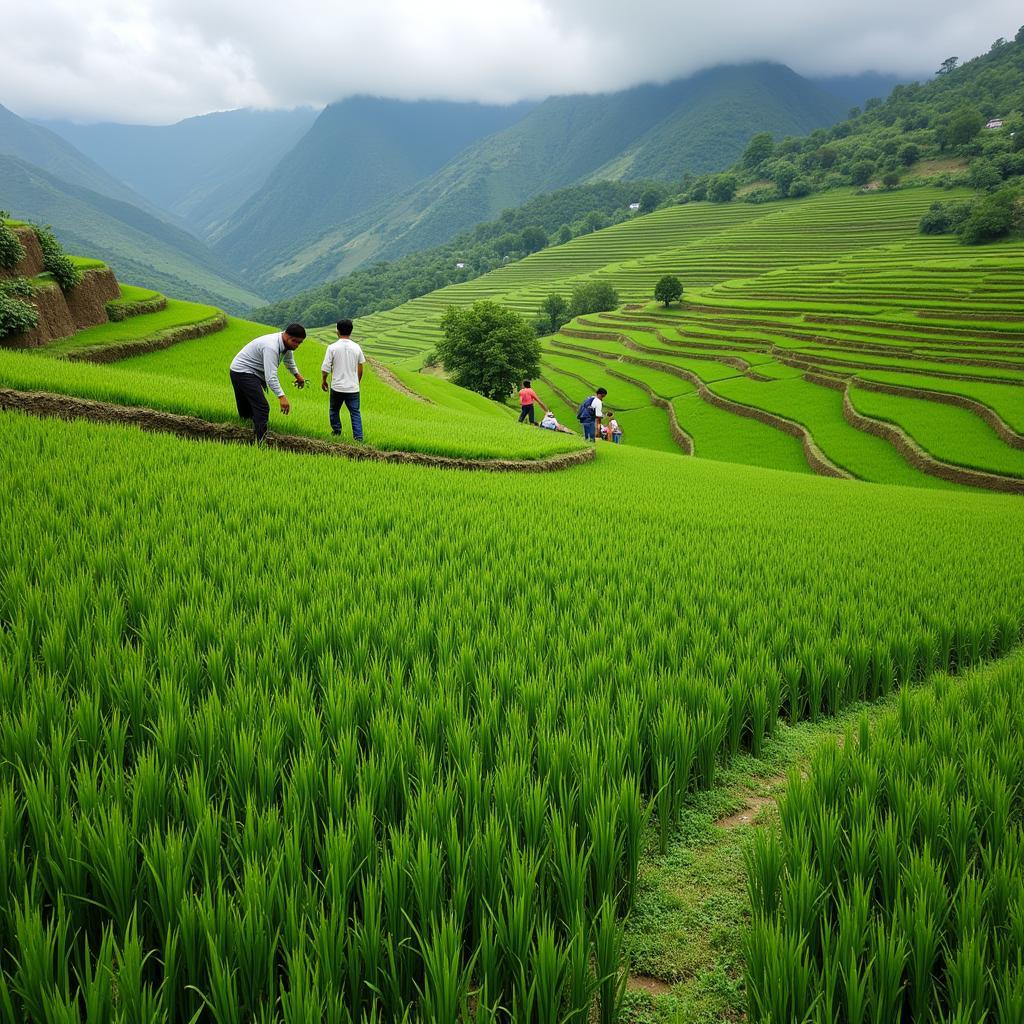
[229,323,307,443]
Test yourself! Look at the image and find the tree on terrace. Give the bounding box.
[568,281,619,318]
[438,301,540,401]
[538,293,569,334]
[654,275,683,307]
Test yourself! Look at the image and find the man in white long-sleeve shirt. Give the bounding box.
[229,323,307,442]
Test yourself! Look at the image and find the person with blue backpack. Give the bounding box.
[576,387,607,442]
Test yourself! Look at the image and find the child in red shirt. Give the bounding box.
[518,379,548,424]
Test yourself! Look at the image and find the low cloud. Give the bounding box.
[2,0,1019,123]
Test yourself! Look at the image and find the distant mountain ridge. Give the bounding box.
[39,107,319,237]
[217,63,849,298]
[0,104,164,217]
[213,97,535,277]
[0,154,266,313]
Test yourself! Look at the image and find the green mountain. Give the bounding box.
[590,64,848,180]
[40,107,319,237]
[716,30,1024,199]
[1,155,266,313]
[228,63,847,299]
[0,103,163,214]
[213,97,534,281]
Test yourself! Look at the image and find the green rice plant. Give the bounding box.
[594,899,627,1024]
[746,654,1024,1024]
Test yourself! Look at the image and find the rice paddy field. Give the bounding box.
[1,189,1024,1022]
[355,188,1024,494]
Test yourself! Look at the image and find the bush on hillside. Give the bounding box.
[708,174,739,203]
[957,188,1022,244]
[0,278,39,339]
[0,214,25,270]
[743,185,781,204]
[32,225,81,292]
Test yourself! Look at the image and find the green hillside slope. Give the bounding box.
[0,103,165,215]
[214,97,534,280]
[41,107,319,236]
[2,156,266,313]
[592,64,846,181]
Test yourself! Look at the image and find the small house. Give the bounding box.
[986,119,1004,130]
[628,202,641,211]
[455,262,465,269]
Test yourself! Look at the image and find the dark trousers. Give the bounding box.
[329,390,363,440]
[518,403,535,423]
[230,370,270,442]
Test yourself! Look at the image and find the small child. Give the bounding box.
[609,415,622,444]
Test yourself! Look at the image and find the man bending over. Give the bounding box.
[229,323,307,443]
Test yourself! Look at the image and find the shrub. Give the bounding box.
[744,185,781,204]
[708,174,739,203]
[898,143,920,166]
[787,178,812,198]
[967,159,1003,191]
[0,278,39,339]
[0,213,25,270]
[957,189,1021,244]
[850,161,876,186]
[32,224,81,292]
[881,172,900,189]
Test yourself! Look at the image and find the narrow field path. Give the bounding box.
[0,388,595,473]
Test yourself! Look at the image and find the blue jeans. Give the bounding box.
[612,433,621,444]
[329,390,363,440]
[582,420,596,441]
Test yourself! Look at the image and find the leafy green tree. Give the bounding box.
[766,160,799,193]
[742,132,775,170]
[538,293,569,334]
[303,300,336,326]
[957,189,1021,244]
[437,301,540,400]
[568,281,619,318]
[494,233,520,257]
[815,146,838,169]
[654,275,683,307]
[708,174,738,203]
[947,107,984,148]
[937,57,959,75]
[556,224,573,245]
[968,159,1002,190]
[881,172,900,189]
[788,178,812,197]
[898,143,920,166]
[638,188,665,214]
[519,226,549,253]
[850,160,875,186]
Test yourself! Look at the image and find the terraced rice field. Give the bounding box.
[2,194,1024,1022]
[349,187,1024,493]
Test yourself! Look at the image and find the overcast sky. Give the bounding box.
[4,0,1020,124]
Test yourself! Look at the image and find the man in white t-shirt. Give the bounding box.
[320,318,367,441]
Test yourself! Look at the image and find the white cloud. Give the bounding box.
[2,0,1019,123]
